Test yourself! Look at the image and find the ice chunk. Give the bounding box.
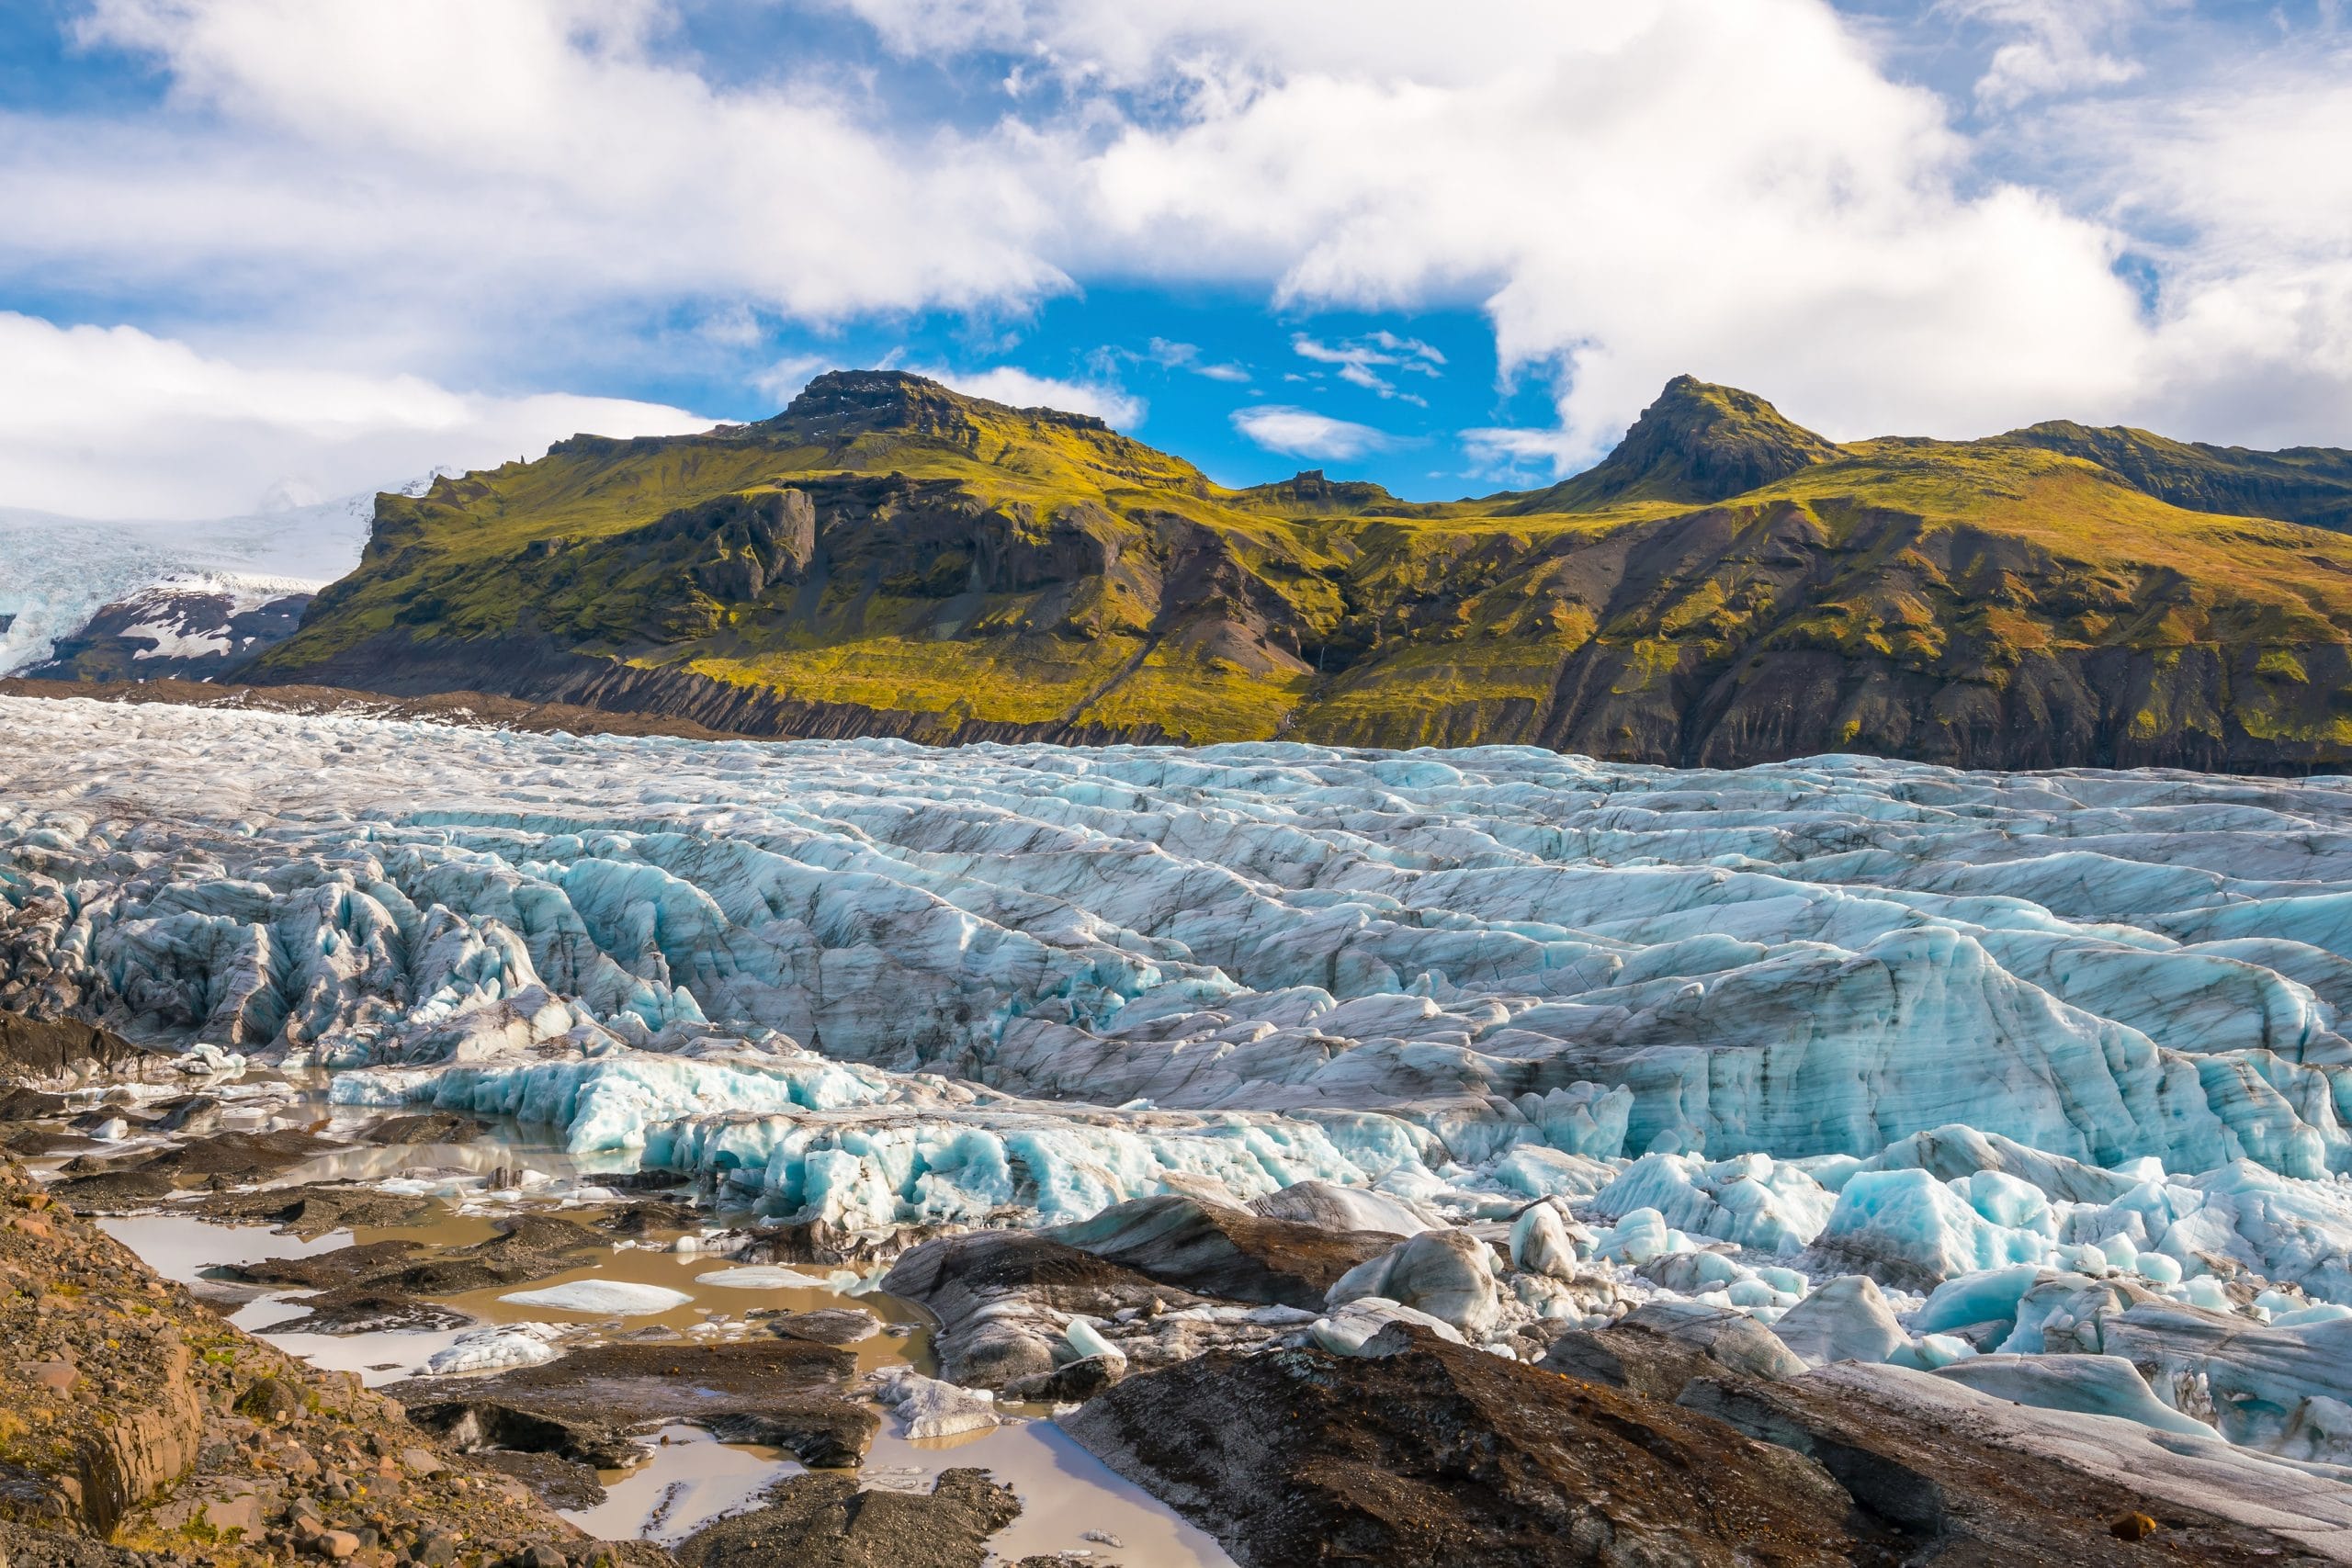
[1770,1275,1907,1368]
[694,1266,831,1290]
[1810,1168,2051,1287]
[1509,1201,1586,1281]
[424,1323,564,1374]
[1309,1297,1465,1356]
[1936,1353,2221,1438]
[1326,1228,1499,1336]
[498,1280,692,1315]
[876,1369,998,1439]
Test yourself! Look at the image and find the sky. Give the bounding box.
[0,0,2347,518]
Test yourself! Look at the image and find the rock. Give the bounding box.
[233,1377,303,1425]
[1001,1354,1124,1404]
[365,1111,484,1146]
[200,1492,262,1537]
[470,1450,605,1512]
[1062,1329,1861,1567]
[880,1231,1223,1390]
[675,1468,1020,1568]
[1326,1228,1500,1337]
[315,1530,360,1560]
[1539,1302,1804,1403]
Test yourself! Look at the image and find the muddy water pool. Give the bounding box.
[79,1087,1235,1567]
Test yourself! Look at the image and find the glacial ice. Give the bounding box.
[17,701,2352,1464]
[423,1323,565,1374]
[498,1280,693,1315]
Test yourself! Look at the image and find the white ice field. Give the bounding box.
[14,695,2352,1464]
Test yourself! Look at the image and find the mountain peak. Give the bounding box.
[776,370,1113,437]
[1510,376,1838,513]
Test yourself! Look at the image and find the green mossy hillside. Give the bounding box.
[256,371,2352,768]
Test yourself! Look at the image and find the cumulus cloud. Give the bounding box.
[1231,405,1393,460]
[913,365,1147,427]
[17,0,1065,333]
[0,312,707,519]
[6,0,2351,506]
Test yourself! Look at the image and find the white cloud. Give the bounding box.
[0,312,707,519]
[912,365,1147,427]
[1291,333,1443,399]
[752,354,841,405]
[13,0,1066,339]
[1231,404,1392,459]
[1460,424,1583,479]
[6,0,2351,501]
[1945,0,2151,108]
[1140,337,1252,382]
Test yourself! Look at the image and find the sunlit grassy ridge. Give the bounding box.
[260,371,2352,766]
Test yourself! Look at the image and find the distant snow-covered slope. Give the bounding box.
[0,474,439,676]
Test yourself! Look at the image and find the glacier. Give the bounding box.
[0,479,430,674]
[17,697,2352,1460]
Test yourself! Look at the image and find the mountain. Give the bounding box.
[242,369,2352,770]
[1499,374,1840,512]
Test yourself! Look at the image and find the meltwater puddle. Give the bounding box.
[90,1124,1238,1567]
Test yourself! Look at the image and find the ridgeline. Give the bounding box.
[241,370,2352,771]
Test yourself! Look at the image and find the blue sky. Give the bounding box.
[0,1,2347,517]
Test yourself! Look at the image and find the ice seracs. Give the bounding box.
[20,700,2352,1471]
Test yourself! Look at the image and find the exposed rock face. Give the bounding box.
[0,1014,159,1080]
[1061,1330,1865,1567]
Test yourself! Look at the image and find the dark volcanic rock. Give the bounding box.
[0,1013,160,1078]
[179,1179,444,1236]
[264,1282,475,1335]
[1061,1328,1864,1568]
[155,1126,343,1178]
[23,582,314,682]
[401,1338,877,1470]
[48,1168,178,1212]
[675,1468,1020,1568]
[1046,1193,1396,1308]
[225,1238,425,1291]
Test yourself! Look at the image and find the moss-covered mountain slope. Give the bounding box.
[254,370,2352,769]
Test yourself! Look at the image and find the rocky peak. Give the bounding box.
[1231,468,1402,515]
[1513,375,1839,513]
[777,370,1113,438]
